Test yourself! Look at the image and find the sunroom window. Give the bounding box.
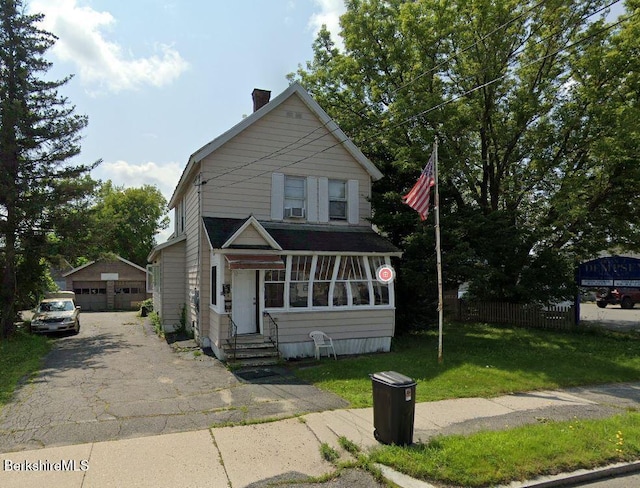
[335,256,370,306]
[368,256,390,305]
[289,256,312,307]
[263,255,392,310]
[265,269,285,308]
[312,255,335,306]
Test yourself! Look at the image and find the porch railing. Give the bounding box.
[263,311,279,354]
[228,316,238,360]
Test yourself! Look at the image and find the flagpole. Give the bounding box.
[433,139,444,364]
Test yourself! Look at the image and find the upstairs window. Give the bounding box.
[329,180,347,220]
[284,176,306,219]
[175,198,186,234]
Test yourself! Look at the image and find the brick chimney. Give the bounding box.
[252,88,271,112]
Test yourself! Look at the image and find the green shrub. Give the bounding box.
[149,311,163,338]
[139,298,153,316]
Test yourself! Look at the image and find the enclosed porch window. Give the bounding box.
[264,255,393,311]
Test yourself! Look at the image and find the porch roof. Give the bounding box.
[225,254,285,270]
[203,217,401,255]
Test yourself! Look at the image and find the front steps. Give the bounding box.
[223,333,279,368]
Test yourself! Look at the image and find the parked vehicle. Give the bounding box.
[31,291,81,334]
[596,288,640,309]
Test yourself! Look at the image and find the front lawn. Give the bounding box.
[0,330,51,410]
[294,323,640,407]
[295,323,640,487]
[369,412,640,487]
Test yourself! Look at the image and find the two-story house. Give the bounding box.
[148,83,401,362]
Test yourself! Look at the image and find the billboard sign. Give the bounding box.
[577,256,640,288]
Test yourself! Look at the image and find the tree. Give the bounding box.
[0,0,98,338]
[290,0,640,320]
[92,181,169,267]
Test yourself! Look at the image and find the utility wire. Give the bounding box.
[200,0,558,185]
[202,2,632,190]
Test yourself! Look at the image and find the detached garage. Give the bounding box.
[64,256,150,311]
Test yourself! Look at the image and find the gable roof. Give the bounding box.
[63,255,148,277]
[203,217,401,255]
[168,82,383,208]
[147,234,187,262]
[220,216,282,250]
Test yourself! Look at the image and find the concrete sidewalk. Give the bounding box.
[2,382,639,488]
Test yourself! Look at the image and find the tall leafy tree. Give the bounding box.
[92,181,169,267]
[291,0,640,322]
[0,0,98,338]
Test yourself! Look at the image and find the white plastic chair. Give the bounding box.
[309,330,337,360]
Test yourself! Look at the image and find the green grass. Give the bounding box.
[294,323,640,407]
[0,331,51,410]
[369,412,640,487]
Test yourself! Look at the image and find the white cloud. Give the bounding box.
[30,0,189,94]
[93,160,183,244]
[309,0,347,48]
[96,160,183,204]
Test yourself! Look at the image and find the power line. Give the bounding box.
[200,0,559,186]
[202,2,633,190]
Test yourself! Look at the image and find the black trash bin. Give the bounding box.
[370,371,416,445]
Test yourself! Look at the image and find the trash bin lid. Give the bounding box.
[370,371,415,387]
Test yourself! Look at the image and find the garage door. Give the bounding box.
[73,281,107,311]
[114,281,147,310]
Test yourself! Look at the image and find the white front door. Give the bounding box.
[232,270,257,334]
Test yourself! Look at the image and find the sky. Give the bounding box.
[26,0,626,245]
[27,0,347,242]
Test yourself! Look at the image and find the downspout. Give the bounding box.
[194,171,207,346]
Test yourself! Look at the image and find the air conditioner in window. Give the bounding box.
[284,207,305,218]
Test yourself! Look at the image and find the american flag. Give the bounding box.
[402,151,436,220]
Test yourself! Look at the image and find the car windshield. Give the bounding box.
[39,300,74,312]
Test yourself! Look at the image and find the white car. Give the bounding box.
[31,291,81,335]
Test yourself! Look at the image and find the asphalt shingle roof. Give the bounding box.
[202,217,400,254]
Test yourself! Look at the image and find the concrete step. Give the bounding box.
[224,333,280,367]
[228,357,280,368]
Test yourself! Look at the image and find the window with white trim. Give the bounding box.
[284,176,306,218]
[147,264,161,292]
[211,266,217,306]
[368,256,390,305]
[289,255,312,307]
[328,180,347,220]
[262,255,393,311]
[335,256,370,306]
[264,269,285,308]
[312,256,336,306]
[175,198,185,235]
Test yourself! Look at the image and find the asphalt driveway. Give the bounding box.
[0,312,347,453]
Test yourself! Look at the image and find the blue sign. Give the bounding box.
[577,256,640,287]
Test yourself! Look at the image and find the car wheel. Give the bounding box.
[621,297,633,309]
[596,301,607,309]
[72,320,80,335]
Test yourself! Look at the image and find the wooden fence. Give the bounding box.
[444,296,576,330]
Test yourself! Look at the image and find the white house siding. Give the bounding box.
[199,94,372,224]
[267,308,395,359]
[184,179,201,335]
[231,226,271,247]
[208,309,223,357]
[160,241,186,331]
[199,230,211,344]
